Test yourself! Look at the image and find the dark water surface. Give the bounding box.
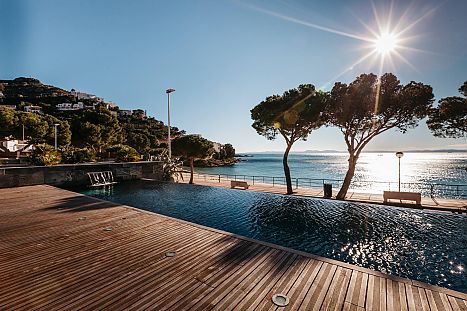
[76,180,467,293]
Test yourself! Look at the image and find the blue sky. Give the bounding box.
[1,0,466,152]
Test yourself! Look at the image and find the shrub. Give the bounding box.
[28,144,62,166]
[62,147,96,164]
[107,144,140,162]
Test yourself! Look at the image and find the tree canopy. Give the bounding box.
[68,106,122,150]
[251,84,327,194]
[427,81,467,138]
[0,107,71,147]
[327,73,434,199]
[172,134,214,184]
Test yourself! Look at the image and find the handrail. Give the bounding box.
[186,172,467,199]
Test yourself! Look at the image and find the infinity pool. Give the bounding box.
[76,180,467,293]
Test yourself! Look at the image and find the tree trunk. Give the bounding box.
[336,153,358,200]
[283,143,293,195]
[189,157,194,184]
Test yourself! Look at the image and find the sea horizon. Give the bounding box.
[196,152,467,198]
[237,149,467,155]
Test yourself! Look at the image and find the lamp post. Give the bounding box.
[22,124,25,141]
[165,88,175,159]
[395,151,404,192]
[54,124,60,150]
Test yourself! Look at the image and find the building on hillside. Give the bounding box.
[105,102,117,109]
[118,109,133,117]
[0,91,4,103]
[24,105,42,113]
[57,102,85,111]
[0,139,34,159]
[0,105,16,110]
[70,89,104,102]
[132,109,147,120]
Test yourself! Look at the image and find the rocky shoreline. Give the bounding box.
[192,157,241,167]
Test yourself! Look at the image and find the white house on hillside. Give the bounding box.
[57,102,85,111]
[70,89,104,102]
[24,106,42,113]
[0,139,34,158]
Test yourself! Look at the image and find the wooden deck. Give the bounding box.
[181,173,467,214]
[1,185,466,310]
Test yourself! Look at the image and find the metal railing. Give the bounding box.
[188,172,467,199]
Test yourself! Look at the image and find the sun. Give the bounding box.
[374,32,398,55]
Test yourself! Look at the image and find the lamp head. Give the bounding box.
[396,151,404,158]
[166,88,175,94]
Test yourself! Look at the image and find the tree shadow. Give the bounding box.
[194,233,308,286]
[41,195,120,212]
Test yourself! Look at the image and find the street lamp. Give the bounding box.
[395,151,404,192]
[165,88,175,159]
[54,124,60,150]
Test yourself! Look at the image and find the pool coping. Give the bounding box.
[57,184,467,299]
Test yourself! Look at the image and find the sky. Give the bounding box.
[1,0,466,153]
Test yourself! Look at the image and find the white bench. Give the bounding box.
[383,191,421,205]
[231,180,249,190]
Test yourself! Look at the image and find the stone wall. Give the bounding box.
[0,161,164,188]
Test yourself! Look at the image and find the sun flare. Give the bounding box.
[374,32,398,55]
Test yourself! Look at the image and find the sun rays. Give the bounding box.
[373,32,398,55]
[242,0,437,89]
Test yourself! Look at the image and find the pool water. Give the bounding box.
[76,180,467,293]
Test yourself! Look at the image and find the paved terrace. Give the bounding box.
[1,185,466,310]
[180,173,467,214]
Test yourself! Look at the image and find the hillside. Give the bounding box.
[0,77,235,166]
[0,78,77,113]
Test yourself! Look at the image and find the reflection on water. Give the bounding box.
[78,181,467,293]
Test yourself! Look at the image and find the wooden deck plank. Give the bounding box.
[227,253,298,310]
[182,248,279,309]
[283,259,323,310]
[298,262,338,310]
[5,221,202,308]
[1,221,197,306]
[210,251,292,310]
[253,257,310,311]
[366,275,387,311]
[45,227,224,310]
[0,185,465,311]
[320,266,353,311]
[77,233,236,311]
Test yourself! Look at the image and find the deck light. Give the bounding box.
[272,294,289,307]
[165,250,177,257]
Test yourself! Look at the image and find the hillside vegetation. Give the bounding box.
[0,77,234,165]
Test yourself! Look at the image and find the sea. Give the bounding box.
[195,152,467,198]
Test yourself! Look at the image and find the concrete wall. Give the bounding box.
[0,161,164,188]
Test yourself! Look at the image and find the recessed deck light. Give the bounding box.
[272,294,289,307]
[78,217,87,221]
[165,250,177,257]
[103,227,113,231]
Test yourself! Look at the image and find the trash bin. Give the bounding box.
[323,183,332,198]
